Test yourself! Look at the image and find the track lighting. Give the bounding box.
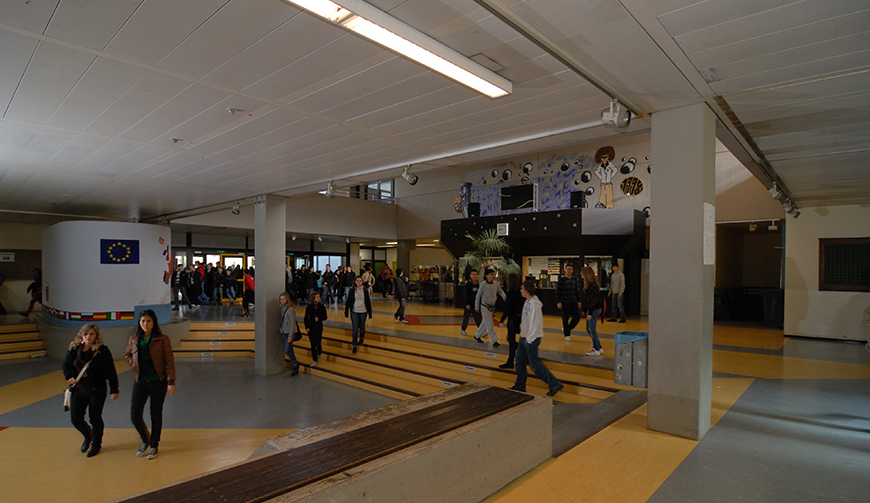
[317,236,323,242]
[768,183,782,199]
[346,237,351,243]
[781,200,800,218]
[768,220,778,231]
[226,107,244,115]
[292,234,297,241]
[401,165,418,185]
[749,222,757,232]
[601,99,631,128]
[231,201,240,215]
[323,181,337,198]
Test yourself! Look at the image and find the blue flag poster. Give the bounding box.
[100,239,140,264]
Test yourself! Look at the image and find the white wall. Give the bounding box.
[43,221,172,313]
[174,194,397,240]
[784,205,870,340]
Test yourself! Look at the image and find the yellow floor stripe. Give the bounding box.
[0,427,291,502]
[484,377,753,503]
[0,361,130,416]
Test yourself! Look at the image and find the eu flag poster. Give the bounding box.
[100,239,140,264]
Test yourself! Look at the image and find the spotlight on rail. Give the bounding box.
[401,165,418,186]
[231,201,240,215]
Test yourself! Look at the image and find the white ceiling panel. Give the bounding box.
[204,14,345,92]
[75,138,142,171]
[688,11,870,71]
[16,127,79,164]
[100,144,176,175]
[45,0,141,51]
[724,71,870,115]
[127,150,212,179]
[189,107,311,155]
[47,57,148,131]
[656,0,798,37]
[0,30,38,115]
[119,84,232,143]
[4,41,96,124]
[0,120,41,159]
[85,71,191,137]
[214,118,333,162]
[674,0,868,56]
[347,85,476,129]
[151,156,231,182]
[242,35,384,101]
[157,0,295,78]
[0,0,57,32]
[0,167,35,204]
[104,0,228,65]
[48,134,112,167]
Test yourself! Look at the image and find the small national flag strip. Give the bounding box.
[43,306,134,321]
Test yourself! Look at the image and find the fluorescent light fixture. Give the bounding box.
[281,0,512,98]
[385,241,398,245]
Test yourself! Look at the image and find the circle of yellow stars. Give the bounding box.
[107,242,132,262]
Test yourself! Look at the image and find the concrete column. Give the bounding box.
[396,239,414,277]
[648,103,716,440]
[349,242,361,272]
[254,194,287,376]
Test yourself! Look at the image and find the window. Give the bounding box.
[354,180,394,203]
[819,238,870,292]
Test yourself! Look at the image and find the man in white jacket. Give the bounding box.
[510,280,563,396]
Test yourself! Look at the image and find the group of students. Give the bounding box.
[62,310,175,460]
[171,262,251,310]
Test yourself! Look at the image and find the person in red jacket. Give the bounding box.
[243,269,255,316]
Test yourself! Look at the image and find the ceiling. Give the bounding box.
[1,0,868,227]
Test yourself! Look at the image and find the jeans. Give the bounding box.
[213,286,222,304]
[514,337,561,392]
[225,285,236,301]
[394,299,406,321]
[611,293,625,321]
[70,389,107,446]
[281,333,299,370]
[560,303,581,338]
[130,380,167,448]
[350,311,367,347]
[461,307,482,331]
[586,309,603,350]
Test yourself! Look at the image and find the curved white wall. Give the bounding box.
[42,221,172,321]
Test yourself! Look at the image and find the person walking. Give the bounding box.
[124,309,176,460]
[608,264,626,323]
[304,292,327,366]
[322,265,337,305]
[474,268,506,347]
[460,270,482,336]
[279,292,300,376]
[341,266,356,304]
[242,269,255,316]
[345,276,372,353]
[509,280,563,396]
[361,266,376,296]
[556,263,581,342]
[379,264,394,298]
[62,324,120,457]
[170,264,183,311]
[580,266,605,356]
[498,273,523,369]
[393,268,409,324]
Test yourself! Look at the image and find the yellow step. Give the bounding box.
[178,340,256,351]
[173,349,254,358]
[0,350,46,360]
[187,330,254,341]
[0,323,38,334]
[188,321,254,331]
[0,340,46,353]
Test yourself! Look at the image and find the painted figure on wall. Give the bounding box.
[594,146,617,208]
[456,182,472,218]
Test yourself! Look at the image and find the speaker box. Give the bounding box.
[570,191,587,209]
[467,202,480,218]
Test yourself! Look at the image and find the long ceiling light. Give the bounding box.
[280,0,512,98]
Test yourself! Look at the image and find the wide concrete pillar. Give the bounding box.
[396,239,414,277]
[254,194,287,376]
[648,103,716,440]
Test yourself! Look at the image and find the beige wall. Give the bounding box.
[175,194,397,240]
[410,247,454,266]
[784,205,870,340]
[0,223,46,249]
[715,142,785,222]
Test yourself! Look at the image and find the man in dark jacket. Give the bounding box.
[322,265,338,305]
[460,270,482,336]
[393,268,409,324]
[555,263,581,342]
[341,266,356,303]
[170,264,183,310]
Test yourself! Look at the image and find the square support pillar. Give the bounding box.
[254,194,287,376]
[648,103,716,440]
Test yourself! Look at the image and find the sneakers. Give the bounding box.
[310,360,318,367]
[135,443,149,457]
[508,385,526,392]
[547,383,564,396]
[585,348,602,356]
[618,320,627,323]
[474,336,484,344]
[492,342,500,348]
[400,319,408,324]
[564,336,572,342]
[146,448,158,460]
[498,362,514,369]
[394,316,400,323]
[460,330,467,336]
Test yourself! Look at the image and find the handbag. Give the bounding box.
[292,322,303,342]
[63,349,97,411]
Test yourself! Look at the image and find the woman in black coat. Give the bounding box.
[62,324,120,457]
[304,291,327,365]
[498,273,524,369]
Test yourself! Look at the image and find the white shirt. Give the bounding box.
[520,295,544,343]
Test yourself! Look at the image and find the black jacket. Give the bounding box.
[304,303,328,331]
[463,281,479,307]
[582,283,603,312]
[394,275,409,300]
[500,289,524,324]
[555,275,580,304]
[62,344,120,395]
[345,287,373,318]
